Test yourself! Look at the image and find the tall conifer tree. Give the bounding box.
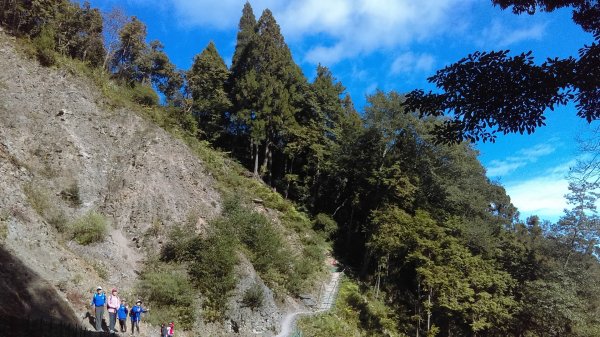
[230,8,306,180]
[187,41,232,143]
[230,1,256,78]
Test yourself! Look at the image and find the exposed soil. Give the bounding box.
[0,30,220,327]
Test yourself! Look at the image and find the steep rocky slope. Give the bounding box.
[0,28,218,316]
[0,30,311,336]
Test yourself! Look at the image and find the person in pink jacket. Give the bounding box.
[167,321,174,337]
[106,288,121,333]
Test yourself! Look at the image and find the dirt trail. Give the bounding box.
[275,270,343,337]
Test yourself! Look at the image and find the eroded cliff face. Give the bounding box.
[0,30,222,322]
[0,30,308,336]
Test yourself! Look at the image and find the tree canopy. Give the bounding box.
[404,0,599,143]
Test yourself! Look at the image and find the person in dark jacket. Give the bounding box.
[90,286,106,332]
[117,300,129,333]
[160,323,168,337]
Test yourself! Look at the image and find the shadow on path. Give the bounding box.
[0,245,77,323]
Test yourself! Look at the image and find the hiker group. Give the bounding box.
[90,286,173,336]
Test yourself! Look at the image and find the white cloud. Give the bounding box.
[149,0,475,65]
[503,159,576,223]
[505,175,568,222]
[479,20,546,48]
[365,82,379,95]
[391,52,435,75]
[487,161,526,177]
[305,44,347,65]
[487,143,556,177]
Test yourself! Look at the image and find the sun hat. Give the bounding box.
[96,286,102,290]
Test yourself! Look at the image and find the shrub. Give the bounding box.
[138,268,195,330]
[160,224,195,262]
[220,197,323,295]
[24,183,51,216]
[23,183,68,231]
[188,231,238,322]
[312,213,338,240]
[131,84,159,106]
[69,211,108,245]
[229,204,290,280]
[33,26,57,66]
[298,279,403,337]
[242,283,264,310]
[160,221,239,322]
[166,106,198,136]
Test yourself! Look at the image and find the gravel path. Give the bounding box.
[275,270,342,337]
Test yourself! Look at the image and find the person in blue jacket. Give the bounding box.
[130,300,149,335]
[117,300,129,333]
[90,286,106,332]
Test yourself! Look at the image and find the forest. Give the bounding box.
[1,0,600,336]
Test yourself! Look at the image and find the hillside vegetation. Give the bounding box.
[2,1,600,336]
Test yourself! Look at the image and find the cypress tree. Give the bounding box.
[230,1,257,77]
[187,41,232,143]
[230,7,307,180]
[228,2,258,168]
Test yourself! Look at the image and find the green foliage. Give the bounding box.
[187,41,231,142]
[68,211,108,245]
[312,213,338,240]
[229,6,308,178]
[138,267,195,330]
[230,2,257,77]
[189,230,237,321]
[222,197,322,295]
[368,207,516,335]
[23,182,67,231]
[18,3,600,336]
[1,0,105,66]
[130,83,159,106]
[242,282,264,310]
[111,17,147,83]
[298,279,404,337]
[161,222,237,322]
[33,25,57,66]
[111,18,182,102]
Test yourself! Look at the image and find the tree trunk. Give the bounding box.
[267,143,273,186]
[103,48,113,71]
[261,142,271,183]
[284,157,294,199]
[564,228,579,269]
[416,282,422,337]
[375,265,381,299]
[427,287,432,333]
[253,143,259,177]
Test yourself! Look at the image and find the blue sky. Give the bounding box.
[85,0,596,223]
